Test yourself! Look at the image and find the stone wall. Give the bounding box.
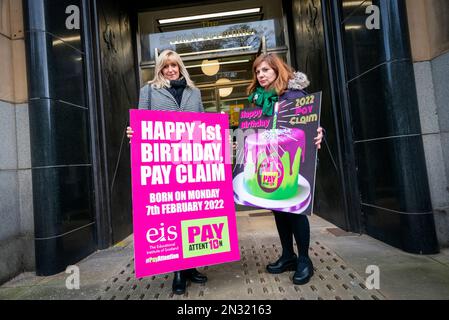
[408,0,449,247]
[0,0,34,284]
[406,0,449,61]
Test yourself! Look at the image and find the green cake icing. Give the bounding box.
[243,147,302,200]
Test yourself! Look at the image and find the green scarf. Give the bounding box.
[248,86,279,116]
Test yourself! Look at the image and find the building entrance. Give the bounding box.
[137,1,291,212]
[138,0,289,130]
[88,0,354,254]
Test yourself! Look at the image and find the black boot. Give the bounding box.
[172,271,187,295]
[266,254,297,274]
[292,256,314,285]
[184,268,208,283]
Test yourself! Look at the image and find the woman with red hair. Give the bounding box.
[247,53,324,285]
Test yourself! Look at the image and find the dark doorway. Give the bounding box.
[86,0,140,247]
[87,0,356,248]
[86,0,360,249]
[284,0,355,231]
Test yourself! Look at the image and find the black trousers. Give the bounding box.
[272,211,310,258]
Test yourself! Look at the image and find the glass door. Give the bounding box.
[187,54,255,128]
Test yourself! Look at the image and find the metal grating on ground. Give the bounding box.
[95,240,385,300]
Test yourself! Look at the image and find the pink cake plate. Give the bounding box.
[233,172,312,214]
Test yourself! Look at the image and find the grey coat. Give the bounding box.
[138,84,204,112]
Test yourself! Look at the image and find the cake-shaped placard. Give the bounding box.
[243,128,306,200]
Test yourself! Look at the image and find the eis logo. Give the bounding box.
[146,223,178,243]
[182,217,231,258]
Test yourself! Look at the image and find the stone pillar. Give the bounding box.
[23,0,96,276]
[338,0,439,253]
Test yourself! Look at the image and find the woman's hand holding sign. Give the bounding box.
[127,126,134,143]
[314,127,324,150]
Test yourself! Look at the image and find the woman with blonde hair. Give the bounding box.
[127,50,206,295]
[247,53,324,285]
[135,49,202,112]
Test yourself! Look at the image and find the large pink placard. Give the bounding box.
[130,110,240,278]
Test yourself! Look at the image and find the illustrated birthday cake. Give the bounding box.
[243,128,306,200]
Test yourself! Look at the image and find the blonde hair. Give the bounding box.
[150,50,195,89]
[247,53,294,96]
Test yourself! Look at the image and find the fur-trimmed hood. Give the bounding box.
[288,71,310,90]
[279,71,310,101]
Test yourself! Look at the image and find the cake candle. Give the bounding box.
[272,102,280,130]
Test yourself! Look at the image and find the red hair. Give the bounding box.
[247,53,294,96]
